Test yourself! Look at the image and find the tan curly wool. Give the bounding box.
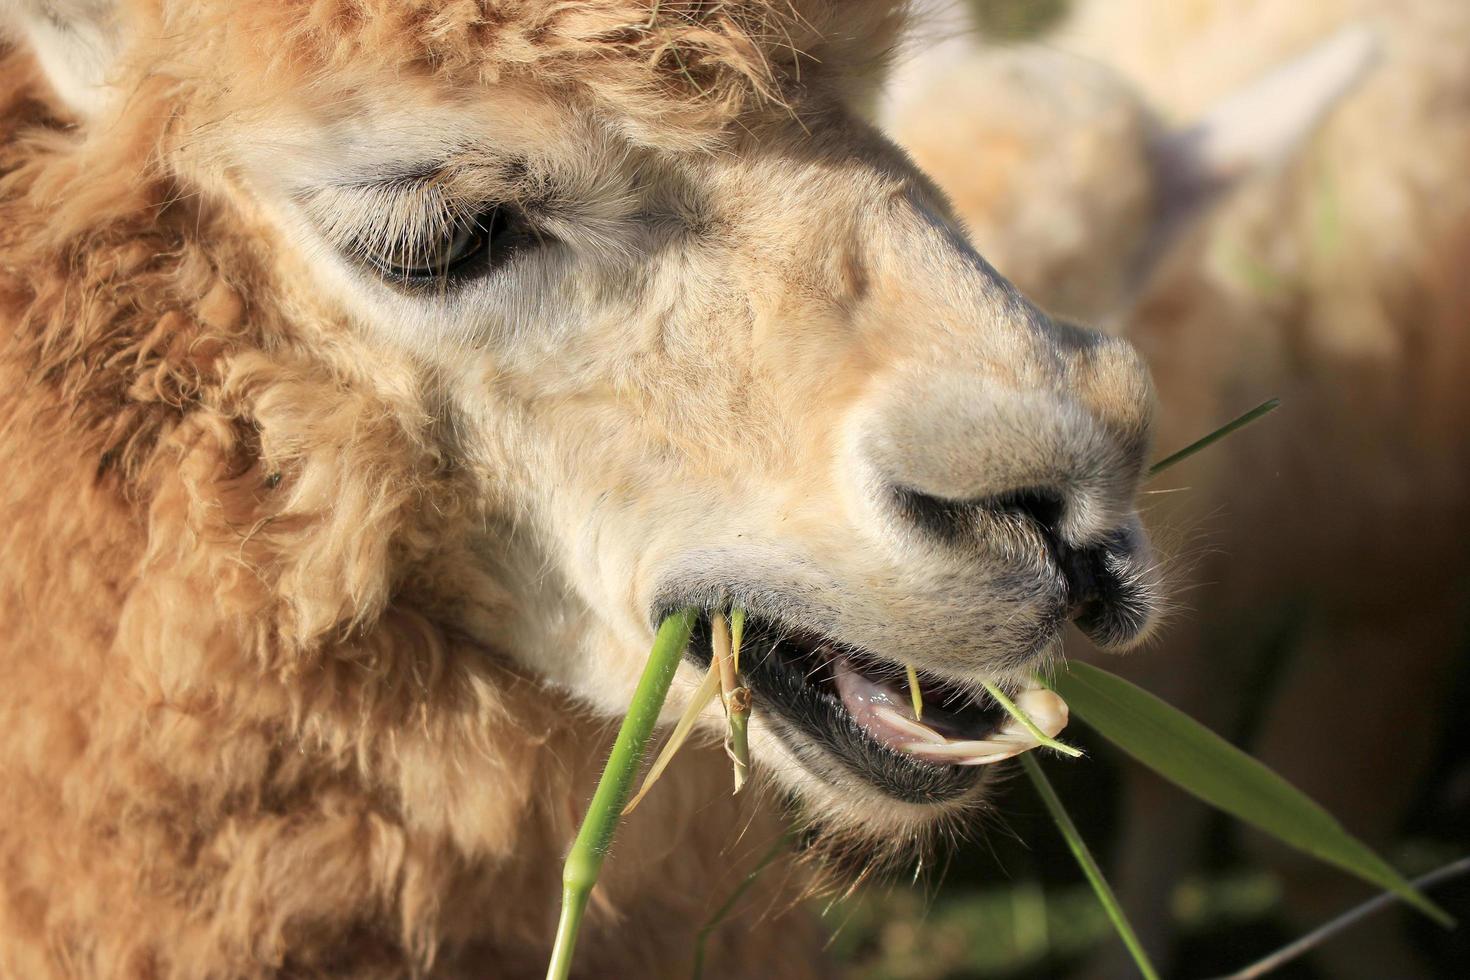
[0,2,911,975]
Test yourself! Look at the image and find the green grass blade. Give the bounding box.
[1020,753,1160,980]
[1148,398,1280,477]
[1049,661,1454,928]
[624,662,722,815]
[730,605,746,673]
[691,830,796,979]
[547,609,699,980]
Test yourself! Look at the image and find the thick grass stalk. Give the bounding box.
[982,680,1082,758]
[1147,398,1280,477]
[546,609,697,980]
[1021,753,1160,980]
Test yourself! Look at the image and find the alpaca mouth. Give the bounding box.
[680,613,1069,805]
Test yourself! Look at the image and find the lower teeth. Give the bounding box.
[835,654,1072,767]
[898,687,1071,767]
[875,705,948,743]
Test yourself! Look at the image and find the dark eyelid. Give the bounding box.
[294,156,547,289]
[357,204,545,291]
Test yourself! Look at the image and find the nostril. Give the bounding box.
[891,484,1158,645]
[891,485,1068,547]
[1061,529,1155,648]
[987,489,1066,539]
[1059,545,1106,610]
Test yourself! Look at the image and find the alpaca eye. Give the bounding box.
[364,205,536,283]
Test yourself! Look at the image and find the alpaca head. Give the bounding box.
[10,0,1162,841]
[883,19,1379,325]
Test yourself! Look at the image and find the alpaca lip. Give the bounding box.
[679,612,1017,805]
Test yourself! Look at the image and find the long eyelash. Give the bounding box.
[301,172,485,274]
[357,191,469,273]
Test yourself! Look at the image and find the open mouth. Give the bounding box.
[681,613,1070,805]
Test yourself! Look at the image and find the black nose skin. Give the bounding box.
[1062,527,1153,647]
[892,485,1151,647]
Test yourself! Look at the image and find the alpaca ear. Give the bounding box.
[1137,25,1380,271]
[1155,25,1380,195]
[3,0,127,117]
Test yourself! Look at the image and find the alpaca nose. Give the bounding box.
[863,354,1156,648]
[891,483,1143,628]
[861,347,1153,549]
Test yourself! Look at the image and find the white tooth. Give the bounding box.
[911,731,1040,758]
[957,748,1029,765]
[900,730,1041,761]
[874,705,947,744]
[899,739,1039,766]
[999,688,1070,739]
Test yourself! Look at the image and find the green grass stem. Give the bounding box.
[982,681,1082,758]
[1147,398,1280,478]
[546,608,698,980]
[624,661,722,815]
[1020,753,1160,980]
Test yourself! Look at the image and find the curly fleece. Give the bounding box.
[0,1,906,974]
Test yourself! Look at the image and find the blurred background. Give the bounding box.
[826,0,1470,976]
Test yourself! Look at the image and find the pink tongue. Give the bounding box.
[833,656,937,749]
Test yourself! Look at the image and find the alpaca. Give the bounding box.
[884,1,1470,975]
[0,1,1165,975]
[882,1,1379,327]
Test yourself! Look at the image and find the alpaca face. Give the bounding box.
[22,0,1160,834]
[240,96,1158,829]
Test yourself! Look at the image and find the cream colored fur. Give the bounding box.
[0,0,1162,975]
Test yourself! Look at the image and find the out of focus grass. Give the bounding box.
[828,844,1467,980]
[967,0,1071,41]
[828,870,1280,980]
